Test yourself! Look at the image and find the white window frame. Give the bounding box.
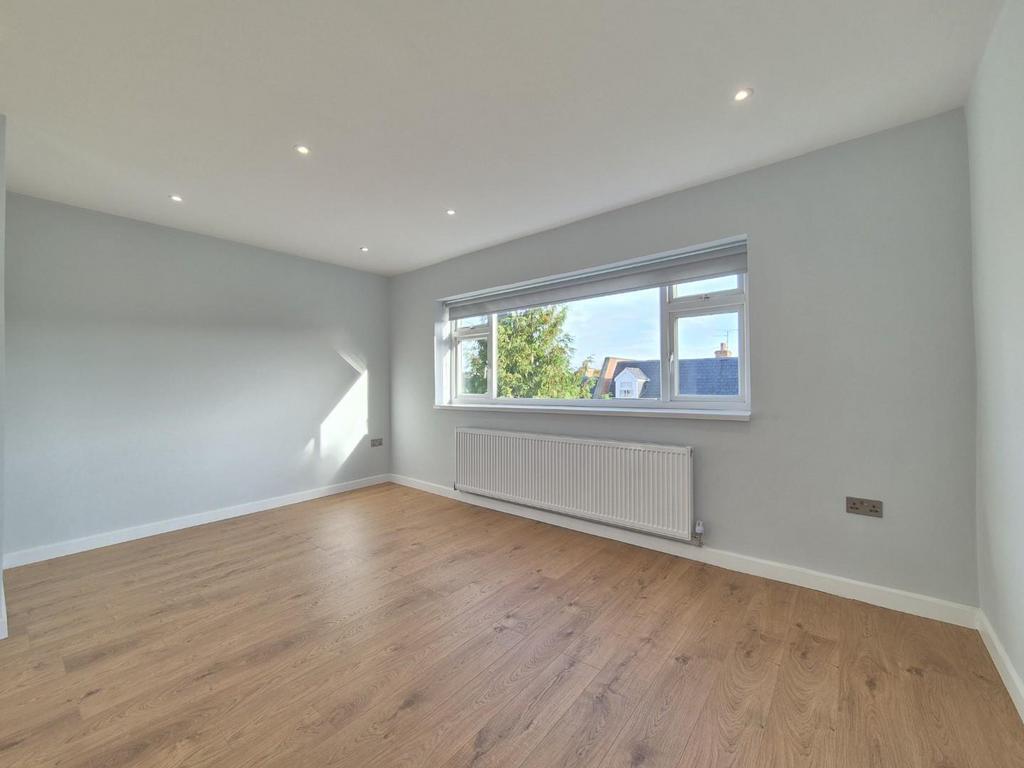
[437,240,751,420]
[451,319,495,400]
[662,277,749,409]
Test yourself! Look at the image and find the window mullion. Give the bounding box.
[488,314,498,399]
[450,326,459,402]
[659,286,672,402]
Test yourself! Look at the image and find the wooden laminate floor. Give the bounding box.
[1,483,1022,767]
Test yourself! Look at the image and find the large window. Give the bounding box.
[438,238,749,416]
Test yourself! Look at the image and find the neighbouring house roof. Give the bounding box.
[678,357,739,396]
[590,356,628,398]
[615,367,650,383]
[608,359,662,397]
[604,357,739,398]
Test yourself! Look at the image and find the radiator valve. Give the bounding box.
[694,520,705,547]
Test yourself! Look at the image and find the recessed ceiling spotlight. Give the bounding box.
[734,87,753,102]
[446,209,456,216]
[360,246,370,252]
[169,194,184,203]
[294,144,311,155]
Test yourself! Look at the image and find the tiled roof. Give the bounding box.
[609,357,739,398]
[615,366,650,382]
[609,359,662,397]
[678,357,739,396]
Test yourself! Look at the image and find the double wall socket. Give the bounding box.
[846,496,883,518]
[370,438,384,448]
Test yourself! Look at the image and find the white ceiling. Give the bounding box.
[0,1,1002,275]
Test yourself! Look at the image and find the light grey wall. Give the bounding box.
[968,0,1024,680]
[1,117,7,612]
[4,194,390,554]
[391,110,978,605]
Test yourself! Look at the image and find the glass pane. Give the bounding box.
[675,312,740,396]
[456,315,489,329]
[673,274,739,299]
[495,288,661,400]
[458,338,488,395]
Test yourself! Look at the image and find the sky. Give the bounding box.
[561,288,661,368]
[561,286,739,369]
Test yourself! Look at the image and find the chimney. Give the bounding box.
[714,342,731,358]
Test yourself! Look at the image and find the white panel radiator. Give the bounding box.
[454,428,693,541]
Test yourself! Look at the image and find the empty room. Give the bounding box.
[1,1,1022,766]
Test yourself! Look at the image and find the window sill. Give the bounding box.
[434,402,751,421]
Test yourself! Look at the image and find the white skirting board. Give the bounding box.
[0,578,7,641]
[977,611,1024,722]
[2,475,392,569]
[389,474,979,626]
[390,473,1024,720]
[2,469,1020,723]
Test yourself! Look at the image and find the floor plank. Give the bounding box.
[0,483,1020,768]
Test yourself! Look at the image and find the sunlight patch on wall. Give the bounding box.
[319,353,369,469]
